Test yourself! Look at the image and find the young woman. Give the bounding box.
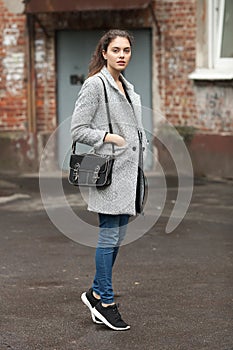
[71,29,147,331]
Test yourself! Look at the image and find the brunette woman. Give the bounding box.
[71,29,147,331]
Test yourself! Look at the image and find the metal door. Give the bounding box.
[56,29,152,170]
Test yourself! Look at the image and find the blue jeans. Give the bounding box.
[92,213,129,304]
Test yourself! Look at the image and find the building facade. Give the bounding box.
[0,0,232,177]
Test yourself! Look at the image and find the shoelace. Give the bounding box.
[112,304,122,321]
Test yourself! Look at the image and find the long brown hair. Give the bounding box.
[88,29,133,77]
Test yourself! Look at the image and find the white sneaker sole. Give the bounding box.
[92,307,130,331]
[81,292,103,324]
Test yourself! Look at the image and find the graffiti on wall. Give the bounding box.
[35,39,47,80]
[195,86,233,132]
[2,24,24,96]
[3,25,20,46]
[35,38,54,82]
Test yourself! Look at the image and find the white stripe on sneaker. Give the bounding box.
[92,307,130,331]
[81,292,103,324]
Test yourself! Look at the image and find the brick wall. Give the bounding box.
[0,0,27,131]
[0,3,154,172]
[1,0,198,135]
[153,0,233,177]
[154,0,232,135]
[0,0,232,176]
[154,0,197,126]
[34,25,56,134]
[194,82,233,133]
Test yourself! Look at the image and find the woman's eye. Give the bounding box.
[111,48,131,54]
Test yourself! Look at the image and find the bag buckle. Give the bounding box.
[73,163,80,181]
[92,165,100,183]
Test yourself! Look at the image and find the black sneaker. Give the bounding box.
[81,288,103,324]
[92,302,130,331]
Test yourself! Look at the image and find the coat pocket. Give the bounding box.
[95,142,129,157]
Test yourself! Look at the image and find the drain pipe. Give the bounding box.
[26,13,36,134]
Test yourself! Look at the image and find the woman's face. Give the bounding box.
[102,36,131,74]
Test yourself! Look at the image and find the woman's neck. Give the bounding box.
[106,66,125,95]
[107,66,121,82]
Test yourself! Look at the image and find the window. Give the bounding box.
[220,0,233,58]
[189,0,233,80]
[214,0,233,68]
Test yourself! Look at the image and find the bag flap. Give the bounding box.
[70,153,112,173]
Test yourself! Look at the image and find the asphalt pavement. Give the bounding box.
[0,174,232,350]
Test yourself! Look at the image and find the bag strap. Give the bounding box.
[98,76,115,155]
[98,76,113,134]
[72,75,114,154]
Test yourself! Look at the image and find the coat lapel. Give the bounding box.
[99,66,140,103]
[99,66,141,125]
[99,66,119,92]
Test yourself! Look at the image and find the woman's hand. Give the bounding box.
[104,133,126,147]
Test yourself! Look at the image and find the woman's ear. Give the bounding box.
[102,50,107,60]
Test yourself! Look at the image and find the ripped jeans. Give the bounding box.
[92,213,129,304]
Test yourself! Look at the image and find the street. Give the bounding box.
[0,175,232,350]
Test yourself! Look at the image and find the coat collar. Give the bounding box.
[99,66,135,94]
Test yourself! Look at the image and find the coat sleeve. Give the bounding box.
[70,76,106,149]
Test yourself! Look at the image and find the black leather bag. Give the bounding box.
[69,148,114,187]
[69,76,115,188]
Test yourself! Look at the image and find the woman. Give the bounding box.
[71,29,147,331]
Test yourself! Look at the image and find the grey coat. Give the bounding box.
[71,66,147,216]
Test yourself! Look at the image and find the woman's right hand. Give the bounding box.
[104,133,126,147]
